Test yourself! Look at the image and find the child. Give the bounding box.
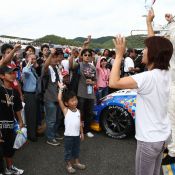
[96,56,110,101]
[58,82,86,174]
[0,65,24,175]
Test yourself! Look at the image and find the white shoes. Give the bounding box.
[86,132,94,138]
[5,165,24,175]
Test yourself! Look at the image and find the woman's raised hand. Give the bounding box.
[112,35,126,57]
[146,8,155,23]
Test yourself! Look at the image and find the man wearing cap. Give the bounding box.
[0,65,24,175]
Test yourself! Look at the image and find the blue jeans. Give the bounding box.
[44,101,61,140]
[64,136,80,161]
[96,87,108,102]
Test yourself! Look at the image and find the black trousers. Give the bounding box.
[24,92,37,139]
[0,143,4,173]
[78,97,94,134]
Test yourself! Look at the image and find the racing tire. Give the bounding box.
[100,105,135,139]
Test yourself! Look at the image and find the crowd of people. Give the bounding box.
[0,9,175,175]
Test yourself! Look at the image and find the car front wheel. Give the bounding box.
[101,105,134,139]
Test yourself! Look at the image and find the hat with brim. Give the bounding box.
[100,57,107,62]
[0,65,19,75]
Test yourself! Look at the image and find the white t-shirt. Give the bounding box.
[124,57,134,72]
[64,109,80,136]
[61,59,69,73]
[132,69,171,142]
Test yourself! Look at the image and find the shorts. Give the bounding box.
[64,136,80,161]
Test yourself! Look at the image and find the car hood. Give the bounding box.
[108,89,137,97]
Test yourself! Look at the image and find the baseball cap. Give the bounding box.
[0,65,19,75]
[64,53,69,58]
[61,70,69,77]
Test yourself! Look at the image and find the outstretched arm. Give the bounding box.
[82,35,91,49]
[57,82,67,115]
[43,48,56,72]
[146,9,155,37]
[0,43,21,66]
[78,35,91,61]
[69,49,79,69]
[109,35,137,89]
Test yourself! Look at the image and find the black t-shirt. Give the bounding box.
[0,85,22,130]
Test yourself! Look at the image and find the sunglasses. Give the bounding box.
[84,54,91,57]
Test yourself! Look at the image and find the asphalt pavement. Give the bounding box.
[14,132,136,175]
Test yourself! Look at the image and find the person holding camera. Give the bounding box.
[42,48,64,146]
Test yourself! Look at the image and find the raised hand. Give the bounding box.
[112,35,126,57]
[14,43,21,51]
[58,81,65,89]
[146,8,155,23]
[165,13,174,23]
[83,35,91,45]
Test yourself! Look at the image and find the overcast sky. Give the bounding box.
[0,0,174,39]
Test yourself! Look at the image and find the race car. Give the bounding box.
[91,89,137,139]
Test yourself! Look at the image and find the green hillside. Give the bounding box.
[35,35,82,46]
[35,34,145,49]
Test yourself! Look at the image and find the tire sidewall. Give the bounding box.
[100,105,134,139]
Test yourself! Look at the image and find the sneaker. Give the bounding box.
[162,155,175,165]
[55,134,64,140]
[66,166,76,174]
[86,132,94,138]
[46,139,60,146]
[5,165,24,175]
[73,163,86,170]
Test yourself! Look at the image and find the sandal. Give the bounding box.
[66,166,76,174]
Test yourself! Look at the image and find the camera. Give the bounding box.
[55,48,64,55]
